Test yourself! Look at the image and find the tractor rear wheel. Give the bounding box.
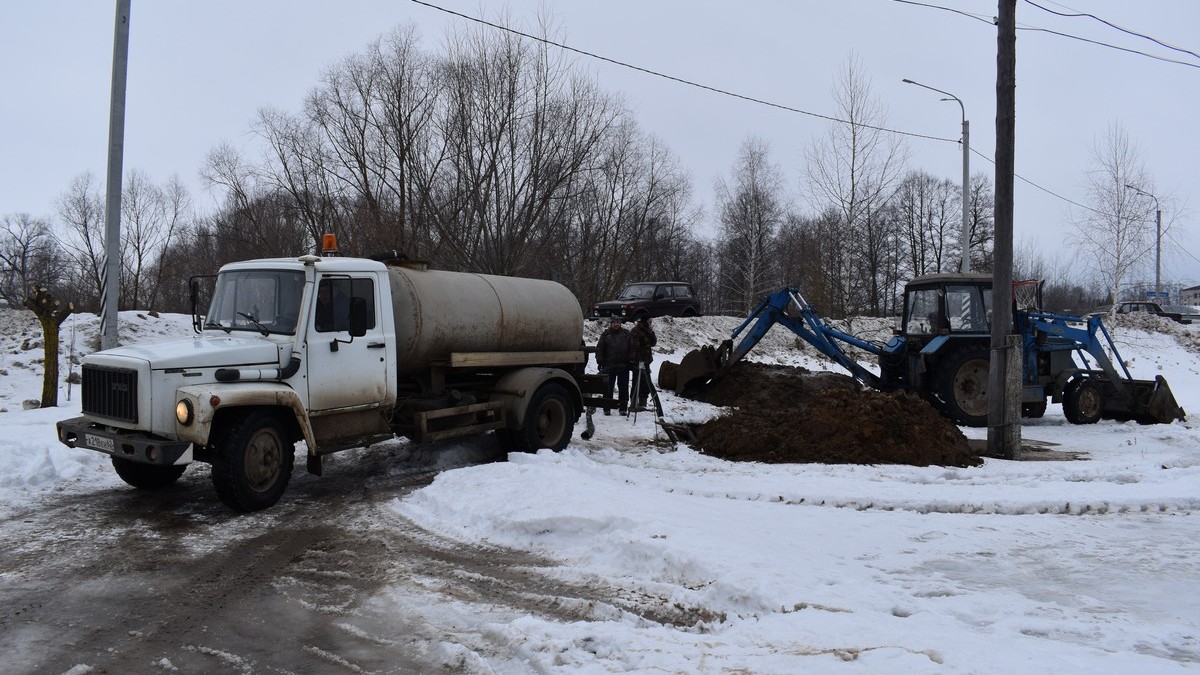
[1063,378,1103,424]
[935,345,990,427]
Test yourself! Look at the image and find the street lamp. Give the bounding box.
[903,78,970,273]
[1125,183,1162,298]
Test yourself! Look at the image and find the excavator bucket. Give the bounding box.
[1144,375,1186,424]
[660,345,720,394]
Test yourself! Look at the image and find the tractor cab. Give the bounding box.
[901,273,993,351]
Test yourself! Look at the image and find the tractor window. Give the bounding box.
[946,285,990,332]
[905,288,941,334]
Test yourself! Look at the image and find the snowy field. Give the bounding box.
[1,307,1198,673]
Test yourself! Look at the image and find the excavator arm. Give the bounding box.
[666,288,895,393]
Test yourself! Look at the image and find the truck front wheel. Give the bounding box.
[111,456,186,490]
[211,411,294,512]
[501,383,574,453]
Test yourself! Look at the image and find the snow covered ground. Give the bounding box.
[1,308,1198,673]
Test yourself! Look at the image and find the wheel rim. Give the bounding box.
[1077,383,1102,419]
[244,427,284,492]
[954,358,990,418]
[535,398,568,446]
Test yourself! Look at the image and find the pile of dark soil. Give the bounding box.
[682,362,982,468]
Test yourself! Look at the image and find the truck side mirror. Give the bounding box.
[189,278,202,333]
[348,297,368,337]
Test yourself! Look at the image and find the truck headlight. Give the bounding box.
[176,399,194,426]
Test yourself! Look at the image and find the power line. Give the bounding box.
[892,0,1200,70]
[970,147,1099,215]
[1023,0,1200,62]
[411,0,1136,222]
[409,0,957,144]
[890,0,995,25]
[1016,25,1200,70]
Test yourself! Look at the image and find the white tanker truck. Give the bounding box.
[56,244,594,511]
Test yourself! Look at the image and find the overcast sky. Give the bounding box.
[4,1,1199,286]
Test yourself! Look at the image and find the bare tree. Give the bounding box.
[202,144,311,258]
[803,54,908,316]
[0,213,64,307]
[430,19,618,275]
[715,137,786,314]
[121,171,190,310]
[55,173,106,310]
[892,171,958,278]
[965,172,995,272]
[776,211,835,312]
[1070,123,1156,306]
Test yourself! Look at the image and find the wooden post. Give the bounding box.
[988,0,1021,459]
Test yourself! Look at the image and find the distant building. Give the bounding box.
[1181,285,1200,305]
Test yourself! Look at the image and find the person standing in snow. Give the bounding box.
[595,318,634,415]
[630,316,657,411]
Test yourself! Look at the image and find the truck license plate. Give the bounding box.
[84,433,114,452]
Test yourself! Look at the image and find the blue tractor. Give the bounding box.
[664,274,1184,426]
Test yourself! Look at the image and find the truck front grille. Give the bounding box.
[82,365,139,423]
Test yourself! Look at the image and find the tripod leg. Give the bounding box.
[630,363,642,421]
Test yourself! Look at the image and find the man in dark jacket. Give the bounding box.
[630,316,657,411]
[595,318,633,415]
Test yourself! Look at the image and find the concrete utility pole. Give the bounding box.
[987,0,1021,459]
[1125,184,1162,298]
[101,0,131,350]
[902,78,971,272]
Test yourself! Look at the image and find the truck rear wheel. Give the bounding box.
[211,411,294,512]
[1063,378,1103,424]
[935,346,990,427]
[111,456,186,490]
[502,383,574,453]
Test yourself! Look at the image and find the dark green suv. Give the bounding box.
[590,282,702,320]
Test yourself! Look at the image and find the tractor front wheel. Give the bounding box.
[1063,378,1103,424]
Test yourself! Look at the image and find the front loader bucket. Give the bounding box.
[1108,375,1186,424]
[1144,375,1186,424]
[661,345,720,394]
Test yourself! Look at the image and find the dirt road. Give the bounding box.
[0,439,640,674]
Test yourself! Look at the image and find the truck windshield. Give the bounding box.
[205,270,305,335]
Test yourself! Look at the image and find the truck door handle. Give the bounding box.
[367,342,386,349]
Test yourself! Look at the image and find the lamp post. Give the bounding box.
[1125,184,1162,299]
[903,78,970,273]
